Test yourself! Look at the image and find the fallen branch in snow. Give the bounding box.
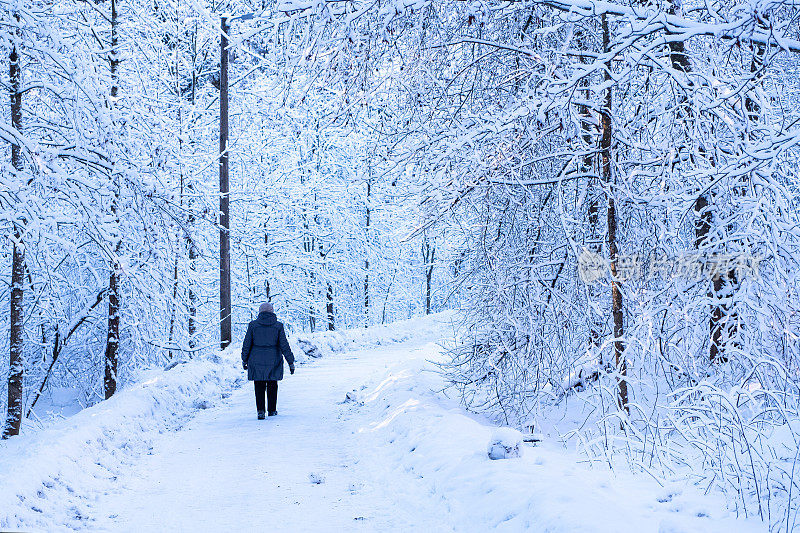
[26,288,108,419]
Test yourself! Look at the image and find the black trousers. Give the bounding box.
[254,380,278,413]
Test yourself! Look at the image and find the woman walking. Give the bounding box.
[240,303,295,419]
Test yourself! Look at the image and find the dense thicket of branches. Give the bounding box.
[273,0,800,527]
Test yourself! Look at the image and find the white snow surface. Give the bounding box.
[0,313,766,532]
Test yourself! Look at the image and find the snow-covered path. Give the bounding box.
[92,340,451,532]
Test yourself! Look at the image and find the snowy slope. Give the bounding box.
[347,340,766,532]
[0,313,766,532]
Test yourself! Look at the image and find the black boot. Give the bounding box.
[268,411,278,417]
[257,411,265,420]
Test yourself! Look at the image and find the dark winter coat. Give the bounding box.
[241,312,295,381]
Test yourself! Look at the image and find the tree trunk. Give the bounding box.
[601,14,628,413]
[2,11,23,439]
[306,233,315,332]
[186,24,198,352]
[382,266,397,325]
[578,27,603,354]
[104,265,119,399]
[188,235,197,349]
[104,0,120,400]
[666,3,731,363]
[4,243,24,438]
[364,175,371,322]
[218,15,232,349]
[422,236,435,315]
[3,9,24,441]
[326,283,334,331]
[167,258,179,359]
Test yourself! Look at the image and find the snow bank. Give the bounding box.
[0,346,243,530]
[349,342,766,533]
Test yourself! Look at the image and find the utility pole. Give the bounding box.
[219,15,232,349]
[218,11,260,349]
